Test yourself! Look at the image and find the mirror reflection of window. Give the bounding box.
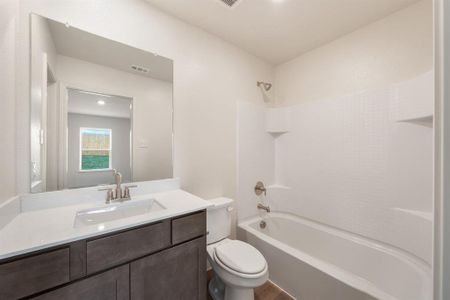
[80,128,112,171]
[66,89,132,189]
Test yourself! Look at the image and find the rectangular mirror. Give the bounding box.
[30,14,174,193]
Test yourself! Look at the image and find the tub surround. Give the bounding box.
[0,178,212,260]
[238,71,433,265]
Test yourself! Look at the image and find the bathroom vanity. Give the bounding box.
[0,180,211,300]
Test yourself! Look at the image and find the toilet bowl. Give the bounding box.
[207,198,268,300]
[207,238,268,300]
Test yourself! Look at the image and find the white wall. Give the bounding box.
[16,0,274,200]
[67,113,131,188]
[0,0,18,204]
[274,0,433,106]
[29,13,57,192]
[57,55,173,182]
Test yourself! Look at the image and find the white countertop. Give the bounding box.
[0,187,212,260]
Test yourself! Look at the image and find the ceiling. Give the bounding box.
[68,89,133,119]
[145,0,422,64]
[48,19,173,82]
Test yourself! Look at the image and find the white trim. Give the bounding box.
[433,0,449,299]
[57,82,68,190]
[78,168,113,173]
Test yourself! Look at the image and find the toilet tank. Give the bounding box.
[207,198,234,244]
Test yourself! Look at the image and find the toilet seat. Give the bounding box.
[212,240,267,279]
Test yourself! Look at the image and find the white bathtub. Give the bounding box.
[238,213,432,300]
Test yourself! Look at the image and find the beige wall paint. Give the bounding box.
[274,0,433,106]
[0,0,18,204]
[16,0,274,199]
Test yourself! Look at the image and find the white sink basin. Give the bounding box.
[74,198,165,228]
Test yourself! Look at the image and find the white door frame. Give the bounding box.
[57,82,68,190]
[433,0,450,299]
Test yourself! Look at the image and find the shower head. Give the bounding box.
[257,81,272,91]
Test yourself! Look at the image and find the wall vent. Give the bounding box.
[218,0,242,8]
[131,65,149,74]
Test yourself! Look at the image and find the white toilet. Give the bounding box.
[207,198,268,300]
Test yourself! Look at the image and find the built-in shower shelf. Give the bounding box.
[267,184,291,190]
[267,131,289,138]
[396,115,433,127]
[265,107,291,134]
[390,71,434,128]
[393,208,432,222]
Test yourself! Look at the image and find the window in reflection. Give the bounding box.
[80,128,112,171]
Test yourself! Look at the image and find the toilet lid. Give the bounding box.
[214,240,266,274]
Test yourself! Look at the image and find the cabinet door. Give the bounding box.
[33,264,129,300]
[131,236,206,300]
[0,248,70,299]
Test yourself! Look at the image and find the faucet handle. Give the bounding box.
[254,181,267,196]
[123,185,138,199]
[98,187,114,204]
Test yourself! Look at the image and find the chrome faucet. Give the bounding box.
[257,203,271,213]
[99,169,137,203]
[113,169,123,200]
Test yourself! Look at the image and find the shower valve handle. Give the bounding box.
[255,181,267,196]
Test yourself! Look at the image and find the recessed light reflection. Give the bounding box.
[97,100,105,106]
[98,224,105,231]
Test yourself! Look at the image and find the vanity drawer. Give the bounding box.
[32,264,129,300]
[0,248,70,299]
[171,210,206,245]
[86,220,171,274]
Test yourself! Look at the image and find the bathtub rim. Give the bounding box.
[238,212,432,300]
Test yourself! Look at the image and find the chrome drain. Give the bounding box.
[260,220,267,229]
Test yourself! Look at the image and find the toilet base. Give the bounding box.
[208,274,225,300]
[209,273,255,300]
[224,286,254,300]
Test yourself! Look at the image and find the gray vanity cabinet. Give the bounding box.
[0,210,206,300]
[32,264,129,300]
[0,248,71,299]
[130,236,207,300]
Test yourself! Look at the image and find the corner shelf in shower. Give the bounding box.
[396,115,433,128]
[390,71,434,128]
[265,107,291,135]
[266,184,291,191]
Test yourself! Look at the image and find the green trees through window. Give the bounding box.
[80,128,112,171]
